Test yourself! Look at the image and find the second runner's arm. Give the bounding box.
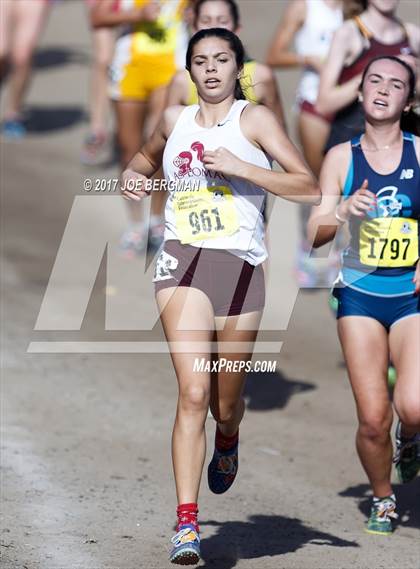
[252,64,287,131]
[316,24,362,115]
[306,144,346,247]
[265,0,308,68]
[306,142,377,248]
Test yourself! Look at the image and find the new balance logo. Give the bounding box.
[400,169,414,180]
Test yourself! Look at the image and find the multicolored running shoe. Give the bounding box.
[80,132,107,166]
[366,496,398,535]
[119,228,147,258]
[169,524,200,565]
[207,442,238,494]
[294,249,318,288]
[394,420,420,484]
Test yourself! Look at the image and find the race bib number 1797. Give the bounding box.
[359,217,418,268]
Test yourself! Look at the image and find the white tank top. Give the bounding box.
[162,100,271,266]
[295,0,343,104]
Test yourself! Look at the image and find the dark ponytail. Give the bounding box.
[234,79,245,100]
[344,0,367,19]
[186,28,245,100]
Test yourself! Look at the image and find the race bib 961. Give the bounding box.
[173,185,239,244]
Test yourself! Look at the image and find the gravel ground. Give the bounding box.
[1,1,419,568]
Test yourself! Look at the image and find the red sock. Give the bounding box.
[176,503,199,532]
[215,426,239,451]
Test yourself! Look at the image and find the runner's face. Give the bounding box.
[362,59,410,121]
[368,0,399,14]
[190,37,239,102]
[195,1,237,32]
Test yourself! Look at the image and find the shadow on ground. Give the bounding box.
[339,479,420,530]
[33,47,89,69]
[199,514,358,569]
[244,370,315,411]
[24,105,86,132]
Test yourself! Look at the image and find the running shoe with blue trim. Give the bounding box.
[207,442,238,494]
[365,496,398,535]
[1,118,26,138]
[394,420,420,484]
[169,524,200,565]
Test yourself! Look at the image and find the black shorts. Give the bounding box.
[154,240,265,317]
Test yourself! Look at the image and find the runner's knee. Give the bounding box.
[11,47,33,69]
[210,397,243,424]
[179,385,210,414]
[394,393,420,430]
[358,410,393,442]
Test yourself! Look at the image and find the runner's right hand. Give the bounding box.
[336,179,377,220]
[121,169,150,201]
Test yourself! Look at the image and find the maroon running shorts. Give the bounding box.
[154,240,265,317]
[300,99,334,123]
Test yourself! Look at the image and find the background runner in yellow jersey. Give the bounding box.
[91,0,189,256]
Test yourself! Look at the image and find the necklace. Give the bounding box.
[361,134,402,152]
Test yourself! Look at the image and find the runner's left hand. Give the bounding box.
[202,147,245,177]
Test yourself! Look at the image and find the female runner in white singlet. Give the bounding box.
[122,28,320,565]
[266,0,343,287]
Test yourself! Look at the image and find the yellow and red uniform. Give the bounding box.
[110,0,188,101]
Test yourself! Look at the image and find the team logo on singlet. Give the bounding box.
[173,150,194,177]
[173,141,228,181]
[374,186,403,218]
[173,141,204,177]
